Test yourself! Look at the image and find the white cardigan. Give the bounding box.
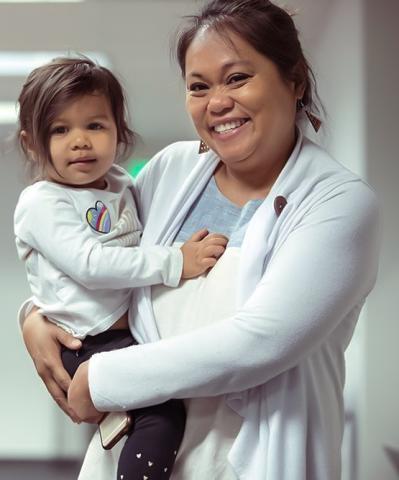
[82,132,379,479]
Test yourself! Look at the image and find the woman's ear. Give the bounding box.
[291,61,307,100]
[295,80,306,102]
[20,130,37,161]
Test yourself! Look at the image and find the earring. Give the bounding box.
[198,139,210,154]
[297,100,322,133]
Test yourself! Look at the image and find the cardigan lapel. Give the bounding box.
[237,131,304,307]
[141,153,219,247]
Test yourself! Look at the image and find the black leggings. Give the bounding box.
[62,329,186,480]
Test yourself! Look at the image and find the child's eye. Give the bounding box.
[51,126,67,135]
[88,122,103,130]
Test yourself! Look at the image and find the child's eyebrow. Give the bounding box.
[87,114,112,120]
[52,113,111,123]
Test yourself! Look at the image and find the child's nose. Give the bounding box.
[72,131,91,149]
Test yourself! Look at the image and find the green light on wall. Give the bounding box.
[127,158,148,178]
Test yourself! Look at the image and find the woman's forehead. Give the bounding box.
[185,28,268,77]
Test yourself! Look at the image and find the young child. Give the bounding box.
[13,57,227,480]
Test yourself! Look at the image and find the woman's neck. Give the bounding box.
[214,134,297,207]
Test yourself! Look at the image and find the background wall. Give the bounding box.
[0,1,398,478]
[362,0,399,479]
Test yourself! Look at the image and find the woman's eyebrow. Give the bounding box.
[187,60,253,79]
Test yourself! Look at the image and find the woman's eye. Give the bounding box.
[88,122,103,130]
[228,73,250,84]
[188,83,208,93]
[51,126,67,135]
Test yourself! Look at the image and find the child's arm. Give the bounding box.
[14,187,182,289]
[15,187,227,290]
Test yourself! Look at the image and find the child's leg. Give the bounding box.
[61,329,137,378]
[117,399,186,480]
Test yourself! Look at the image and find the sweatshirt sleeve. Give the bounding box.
[14,187,182,290]
[88,182,380,411]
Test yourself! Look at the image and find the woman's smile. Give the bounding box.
[210,118,250,137]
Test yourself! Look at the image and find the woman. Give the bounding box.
[21,1,379,479]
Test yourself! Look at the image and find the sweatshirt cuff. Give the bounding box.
[164,246,183,288]
[17,297,34,333]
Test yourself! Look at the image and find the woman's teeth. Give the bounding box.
[214,119,247,134]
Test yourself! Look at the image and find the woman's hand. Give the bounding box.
[22,308,82,422]
[68,361,104,424]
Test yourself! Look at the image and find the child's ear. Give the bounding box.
[20,130,37,161]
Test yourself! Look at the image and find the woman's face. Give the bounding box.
[185,28,302,173]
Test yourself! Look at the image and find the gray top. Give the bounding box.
[175,176,263,247]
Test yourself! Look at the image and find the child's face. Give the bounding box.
[47,93,118,189]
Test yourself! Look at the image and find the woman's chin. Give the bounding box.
[211,145,252,167]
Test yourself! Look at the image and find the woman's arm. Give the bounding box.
[78,183,380,413]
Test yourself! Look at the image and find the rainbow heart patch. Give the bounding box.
[86,201,111,233]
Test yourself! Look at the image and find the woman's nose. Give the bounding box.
[207,87,234,114]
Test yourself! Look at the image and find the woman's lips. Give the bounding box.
[212,118,249,134]
[210,118,250,140]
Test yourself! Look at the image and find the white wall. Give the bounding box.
[295,2,367,479]
[298,1,399,478]
[361,1,399,479]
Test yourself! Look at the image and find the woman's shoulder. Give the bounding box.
[300,137,376,197]
[137,140,215,192]
[294,137,378,221]
[152,140,205,170]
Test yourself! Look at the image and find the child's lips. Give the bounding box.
[69,157,96,164]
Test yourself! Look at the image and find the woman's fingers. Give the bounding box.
[45,378,81,422]
[55,327,82,350]
[35,351,79,421]
[22,309,81,421]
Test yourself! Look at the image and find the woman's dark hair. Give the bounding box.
[176,0,320,115]
[18,56,135,179]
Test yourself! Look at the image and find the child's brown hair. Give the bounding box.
[18,56,135,179]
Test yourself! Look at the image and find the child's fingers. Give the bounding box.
[203,245,226,259]
[204,233,229,244]
[188,228,209,242]
[203,237,229,249]
[201,257,218,269]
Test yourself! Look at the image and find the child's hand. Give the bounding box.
[180,228,228,279]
